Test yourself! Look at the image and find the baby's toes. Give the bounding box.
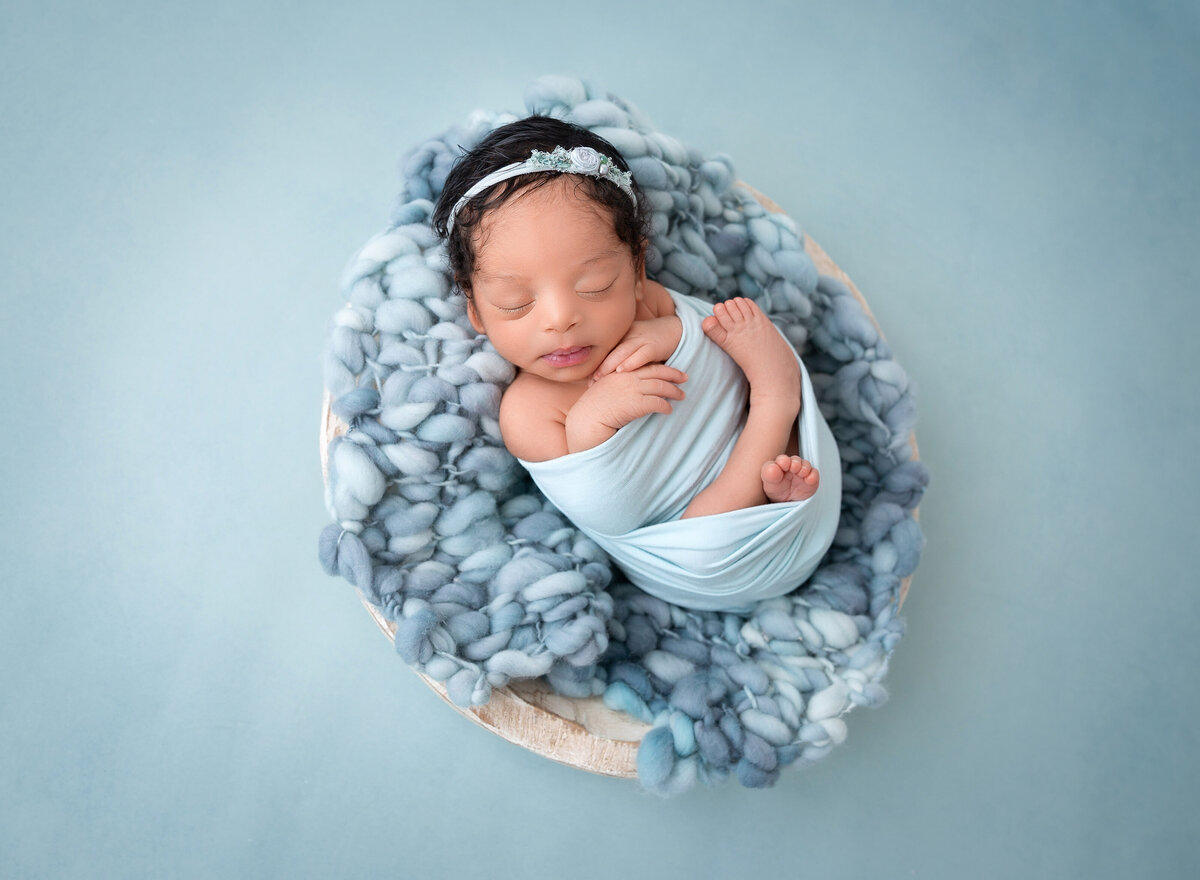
[717,298,741,323]
[762,459,785,484]
[733,297,759,321]
[701,314,727,344]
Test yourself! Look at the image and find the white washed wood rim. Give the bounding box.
[318,185,920,778]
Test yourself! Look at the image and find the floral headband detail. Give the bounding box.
[445,145,636,234]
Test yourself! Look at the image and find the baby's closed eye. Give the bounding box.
[578,280,616,297]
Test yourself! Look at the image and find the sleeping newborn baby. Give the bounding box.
[432,117,841,611]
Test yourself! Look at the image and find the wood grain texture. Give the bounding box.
[317,184,920,777]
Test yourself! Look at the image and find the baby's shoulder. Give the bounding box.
[497,373,541,423]
[498,374,578,461]
[639,279,677,320]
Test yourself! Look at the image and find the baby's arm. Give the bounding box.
[499,366,687,462]
[566,364,687,452]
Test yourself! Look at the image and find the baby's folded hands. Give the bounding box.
[565,363,687,452]
[582,363,687,425]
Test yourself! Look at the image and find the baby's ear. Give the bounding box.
[466,298,485,334]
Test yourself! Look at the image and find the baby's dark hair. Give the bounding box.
[432,116,651,297]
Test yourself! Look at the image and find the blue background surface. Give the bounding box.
[3,1,1197,877]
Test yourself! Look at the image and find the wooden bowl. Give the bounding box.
[319,185,918,778]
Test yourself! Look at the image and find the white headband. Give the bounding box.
[445,145,636,234]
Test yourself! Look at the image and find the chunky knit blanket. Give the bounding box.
[319,75,928,794]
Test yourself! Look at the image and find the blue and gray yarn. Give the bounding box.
[319,75,928,794]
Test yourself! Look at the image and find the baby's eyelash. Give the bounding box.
[490,281,614,313]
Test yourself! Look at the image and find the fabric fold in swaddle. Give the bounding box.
[520,290,842,611]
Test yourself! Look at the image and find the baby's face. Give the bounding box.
[465,177,643,385]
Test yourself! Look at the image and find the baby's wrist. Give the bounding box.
[644,315,681,359]
[564,402,616,453]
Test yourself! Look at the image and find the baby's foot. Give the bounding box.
[701,297,801,402]
[762,455,820,503]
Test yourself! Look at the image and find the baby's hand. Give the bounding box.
[593,316,683,380]
[565,364,687,453]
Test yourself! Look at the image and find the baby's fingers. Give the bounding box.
[640,396,675,416]
[640,378,686,401]
[633,364,688,385]
[596,340,650,377]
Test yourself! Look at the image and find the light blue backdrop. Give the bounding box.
[2,1,1197,877]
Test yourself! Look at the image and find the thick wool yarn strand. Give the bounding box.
[319,75,928,794]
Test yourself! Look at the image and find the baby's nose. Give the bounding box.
[542,291,580,331]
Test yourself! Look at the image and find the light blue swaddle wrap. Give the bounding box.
[519,290,842,611]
